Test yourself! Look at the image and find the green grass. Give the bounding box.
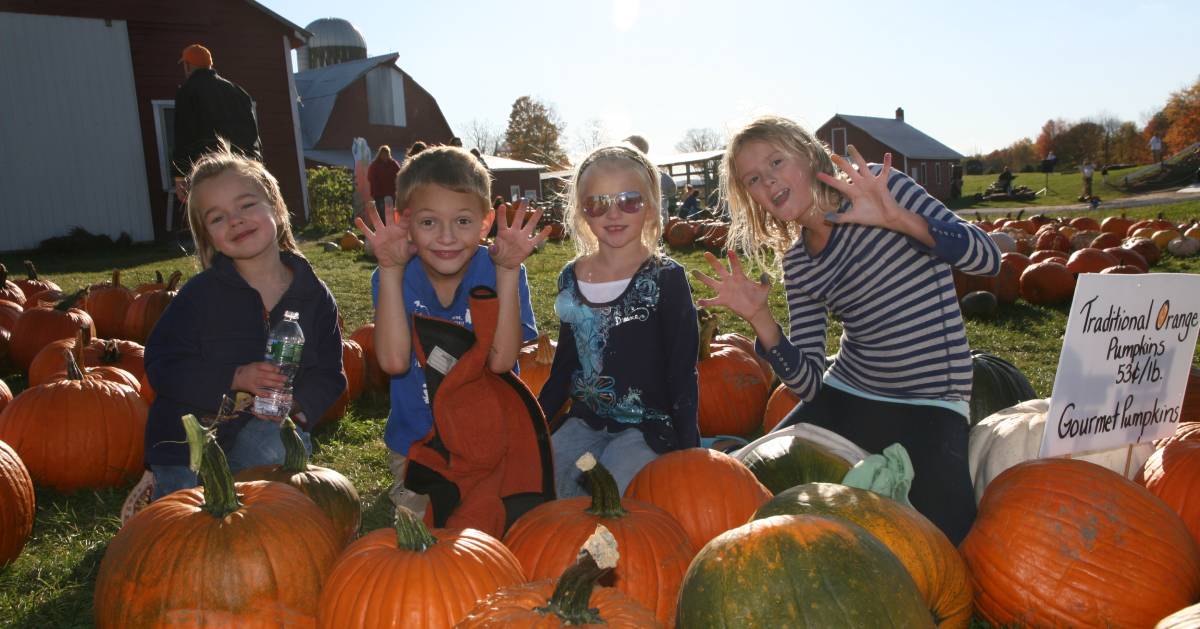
[2,199,1200,627]
[949,165,1146,211]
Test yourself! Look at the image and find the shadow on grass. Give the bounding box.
[0,242,191,277]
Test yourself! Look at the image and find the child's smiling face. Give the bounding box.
[577,161,652,253]
[734,140,818,223]
[192,170,280,262]
[406,183,493,282]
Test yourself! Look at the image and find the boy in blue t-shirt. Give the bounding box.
[358,146,548,516]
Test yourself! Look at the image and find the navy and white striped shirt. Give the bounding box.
[758,167,1001,409]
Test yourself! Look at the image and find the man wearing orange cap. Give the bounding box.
[172,44,262,195]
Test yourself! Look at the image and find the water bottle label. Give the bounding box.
[266,340,303,364]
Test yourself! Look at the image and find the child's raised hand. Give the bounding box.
[692,250,772,323]
[490,199,551,270]
[231,362,289,398]
[817,146,902,230]
[355,198,416,269]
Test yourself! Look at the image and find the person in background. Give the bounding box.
[1080,159,1095,200]
[623,135,676,223]
[408,141,428,157]
[997,166,1015,195]
[1149,134,1164,166]
[680,186,703,218]
[367,145,401,222]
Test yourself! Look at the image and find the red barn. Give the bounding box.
[0,0,310,251]
[817,108,963,202]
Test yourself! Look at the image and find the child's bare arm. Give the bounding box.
[488,201,550,373]
[357,203,416,374]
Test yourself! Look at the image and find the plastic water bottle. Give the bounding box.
[253,310,304,419]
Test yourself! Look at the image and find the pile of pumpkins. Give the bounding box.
[956,212,1200,316]
[665,216,730,252]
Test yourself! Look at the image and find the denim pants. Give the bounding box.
[150,419,312,500]
[552,417,658,499]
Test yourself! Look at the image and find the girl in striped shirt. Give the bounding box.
[694,116,1000,543]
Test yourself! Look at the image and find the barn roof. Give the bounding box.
[293,52,399,148]
[244,0,310,46]
[483,154,547,172]
[833,114,963,160]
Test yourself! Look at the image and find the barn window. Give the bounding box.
[365,66,407,127]
[936,162,942,184]
[920,163,927,185]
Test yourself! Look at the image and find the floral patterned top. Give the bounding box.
[538,255,700,453]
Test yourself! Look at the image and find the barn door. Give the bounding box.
[831,128,847,156]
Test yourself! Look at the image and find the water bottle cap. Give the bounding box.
[283,311,299,321]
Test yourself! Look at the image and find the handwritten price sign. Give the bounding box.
[1039,273,1200,458]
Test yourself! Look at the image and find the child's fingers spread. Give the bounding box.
[354,216,372,237]
[726,249,746,277]
[691,269,721,291]
[532,225,552,246]
[702,251,727,276]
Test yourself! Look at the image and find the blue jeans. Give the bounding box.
[552,417,658,499]
[151,419,313,500]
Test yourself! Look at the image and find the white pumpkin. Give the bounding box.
[1166,236,1200,257]
[733,422,868,466]
[988,231,1016,254]
[968,398,1154,504]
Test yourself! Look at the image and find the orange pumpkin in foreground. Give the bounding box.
[0,439,34,567]
[1140,441,1200,546]
[516,331,556,396]
[696,310,769,437]
[960,459,1200,628]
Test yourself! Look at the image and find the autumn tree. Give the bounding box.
[1035,118,1068,159]
[501,95,569,169]
[1161,76,1200,157]
[675,128,724,152]
[1111,121,1149,164]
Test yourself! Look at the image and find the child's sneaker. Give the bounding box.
[120,470,155,525]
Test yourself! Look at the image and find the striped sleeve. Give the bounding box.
[754,262,831,402]
[880,166,1001,277]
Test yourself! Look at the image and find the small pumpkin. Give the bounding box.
[1151,229,1182,250]
[624,448,772,553]
[457,525,662,628]
[349,322,388,392]
[961,459,1200,628]
[1028,249,1066,264]
[967,351,1037,426]
[0,352,145,491]
[503,453,693,627]
[0,439,34,567]
[517,331,556,396]
[1100,263,1144,274]
[83,270,135,339]
[960,290,998,318]
[1167,236,1200,257]
[1066,247,1119,275]
[714,330,774,386]
[133,270,166,294]
[1103,245,1150,272]
[14,260,60,301]
[1123,236,1161,266]
[9,289,95,372]
[1069,216,1101,231]
[94,414,342,628]
[676,514,934,628]
[235,418,362,547]
[1018,261,1074,305]
[317,507,525,628]
[321,338,365,423]
[122,271,181,343]
[1101,214,1134,236]
[338,230,364,251]
[754,483,973,629]
[1034,229,1070,252]
[762,383,799,433]
[991,260,1020,304]
[987,231,1016,254]
[0,265,25,306]
[1140,441,1200,546]
[28,325,145,387]
[696,309,769,437]
[1090,231,1124,249]
[1000,251,1031,275]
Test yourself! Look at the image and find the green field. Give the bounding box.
[2,200,1199,627]
[948,166,1148,210]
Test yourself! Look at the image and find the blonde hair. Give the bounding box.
[721,116,845,274]
[564,144,663,257]
[185,141,301,269]
[394,146,491,213]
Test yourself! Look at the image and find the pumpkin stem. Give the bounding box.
[110,269,122,287]
[101,340,122,365]
[577,453,627,518]
[166,271,183,291]
[62,350,84,381]
[534,525,618,624]
[393,506,437,551]
[0,263,8,284]
[154,270,164,284]
[22,260,40,280]
[72,327,87,370]
[182,414,242,517]
[54,289,87,312]
[278,417,309,473]
[533,331,555,365]
[697,308,719,361]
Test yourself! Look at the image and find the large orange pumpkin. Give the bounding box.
[321,338,365,423]
[9,290,95,372]
[458,525,662,628]
[235,418,361,547]
[1066,247,1119,275]
[349,322,388,392]
[0,299,21,332]
[317,508,526,628]
[0,353,146,491]
[1104,245,1150,272]
[13,260,60,301]
[1018,261,1075,305]
[516,331,556,396]
[1123,236,1162,266]
[1034,229,1070,252]
[28,326,145,387]
[0,439,34,567]
[715,330,774,385]
[94,414,341,628]
[1069,216,1101,231]
[625,448,772,553]
[1101,214,1134,236]
[696,310,769,437]
[503,454,693,627]
[960,459,1200,628]
[753,482,973,628]
[762,383,800,433]
[1140,441,1200,546]
[83,270,136,339]
[121,271,181,343]
[0,264,25,306]
[1090,231,1124,249]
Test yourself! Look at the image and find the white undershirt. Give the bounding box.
[577,278,631,303]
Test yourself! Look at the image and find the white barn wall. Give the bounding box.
[0,11,153,252]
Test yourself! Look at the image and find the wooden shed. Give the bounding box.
[0,0,310,252]
[817,108,963,201]
[484,155,547,202]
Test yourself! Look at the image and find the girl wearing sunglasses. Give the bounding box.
[693,116,1002,544]
[537,144,700,498]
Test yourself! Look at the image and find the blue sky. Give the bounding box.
[261,0,1199,159]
